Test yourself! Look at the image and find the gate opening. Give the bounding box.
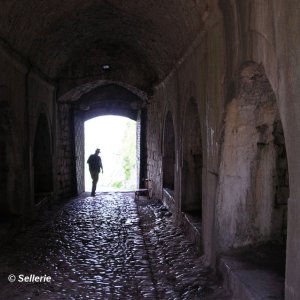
[84,115,137,192]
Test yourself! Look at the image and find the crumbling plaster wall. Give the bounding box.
[147,4,225,266]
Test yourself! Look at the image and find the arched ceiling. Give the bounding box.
[0,0,208,93]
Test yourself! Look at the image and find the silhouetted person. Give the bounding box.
[87,148,103,196]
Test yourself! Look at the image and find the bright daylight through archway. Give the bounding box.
[85,115,137,192]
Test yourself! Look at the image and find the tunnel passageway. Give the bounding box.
[0,193,229,299]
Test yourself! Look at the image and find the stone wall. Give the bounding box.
[146,7,225,266]
[0,43,56,220]
[28,72,55,210]
[181,98,202,213]
[33,114,53,203]
[147,92,164,199]
[56,103,77,198]
[147,1,300,298]
[0,46,27,218]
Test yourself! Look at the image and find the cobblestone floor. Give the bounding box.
[0,193,230,299]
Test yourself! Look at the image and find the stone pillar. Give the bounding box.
[274,1,300,298]
[74,111,85,194]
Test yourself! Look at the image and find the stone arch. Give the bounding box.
[181,98,203,215]
[33,113,53,203]
[162,111,175,191]
[58,80,147,106]
[75,84,146,121]
[217,61,289,250]
[61,83,147,194]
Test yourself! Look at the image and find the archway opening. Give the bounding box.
[33,114,53,204]
[181,99,203,217]
[84,115,137,192]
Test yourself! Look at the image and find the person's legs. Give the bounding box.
[90,171,99,196]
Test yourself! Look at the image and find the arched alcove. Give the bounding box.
[181,98,202,216]
[162,111,175,191]
[33,114,53,203]
[218,62,289,254]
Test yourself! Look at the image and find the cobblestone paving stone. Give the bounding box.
[0,193,231,299]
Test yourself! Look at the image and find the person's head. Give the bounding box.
[95,148,100,155]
